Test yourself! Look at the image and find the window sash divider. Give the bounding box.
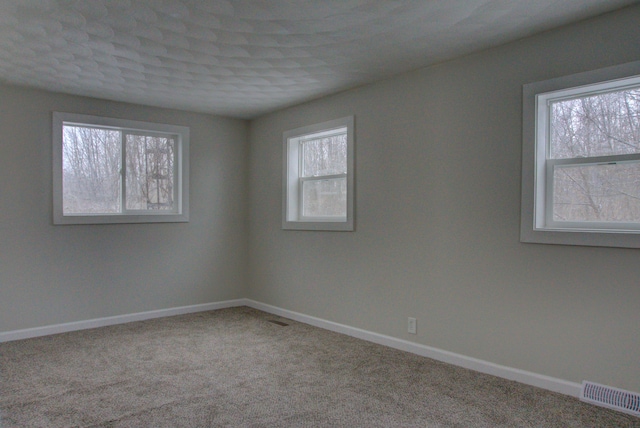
[300,173,347,182]
[120,131,127,213]
[548,154,640,166]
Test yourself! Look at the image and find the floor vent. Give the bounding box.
[267,320,289,327]
[580,381,640,417]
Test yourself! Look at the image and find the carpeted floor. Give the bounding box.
[1,306,638,427]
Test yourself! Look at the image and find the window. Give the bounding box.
[521,61,640,247]
[283,116,354,231]
[53,112,189,225]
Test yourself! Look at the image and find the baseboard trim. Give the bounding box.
[0,298,582,398]
[244,299,582,398]
[0,299,246,343]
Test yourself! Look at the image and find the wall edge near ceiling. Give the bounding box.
[244,299,582,398]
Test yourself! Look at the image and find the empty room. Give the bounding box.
[1,1,639,426]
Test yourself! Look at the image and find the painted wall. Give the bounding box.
[0,86,249,332]
[248,6,640,392]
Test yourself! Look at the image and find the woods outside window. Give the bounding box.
[521,62,640,247]
[283,116,354,231]
[53,113,189,224]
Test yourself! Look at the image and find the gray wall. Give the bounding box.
[0,86,249,331]
[1,4,638,396]
[248,6,640,392]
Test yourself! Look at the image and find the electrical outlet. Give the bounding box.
[408,317,417,334]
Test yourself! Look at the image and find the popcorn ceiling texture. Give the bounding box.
[0,0,636,118]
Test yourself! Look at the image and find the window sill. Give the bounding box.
[54,213,189,225]
[282,220,354,232]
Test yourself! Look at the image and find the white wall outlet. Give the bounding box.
[408,317,417,334]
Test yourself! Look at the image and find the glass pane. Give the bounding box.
[126,134,175,210]
[302,133,347,177]
[62,125,121,214]
[550,87,640,159]
[553,162,640,222]
[302,177,347,218]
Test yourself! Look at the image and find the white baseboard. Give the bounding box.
[244,299,582,398]
[0,297,581,398]
[0,299,246,343]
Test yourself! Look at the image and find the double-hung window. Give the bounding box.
[53,112,189,225]
[283,116,354,231]
[521,61,640,247]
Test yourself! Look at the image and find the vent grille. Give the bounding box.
[580,381,640,417]
[267,320,289,327]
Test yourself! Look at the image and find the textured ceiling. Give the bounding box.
[0,1,637,119]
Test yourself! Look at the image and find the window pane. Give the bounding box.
[302,133,347,177]
[553,162,640,222]
[62,126,121,214]
[302,177,347,217]
[126,134,175,210]
[550,87,640,159]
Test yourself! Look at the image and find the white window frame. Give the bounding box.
[283,116,354,231]
[521,61,640,248]
[53,112,189,225]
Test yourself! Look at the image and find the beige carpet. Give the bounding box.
[1,306,638,427]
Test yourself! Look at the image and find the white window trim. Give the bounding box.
[52,112,189,225]
[521,61,640,248]
[283,116,355,231]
